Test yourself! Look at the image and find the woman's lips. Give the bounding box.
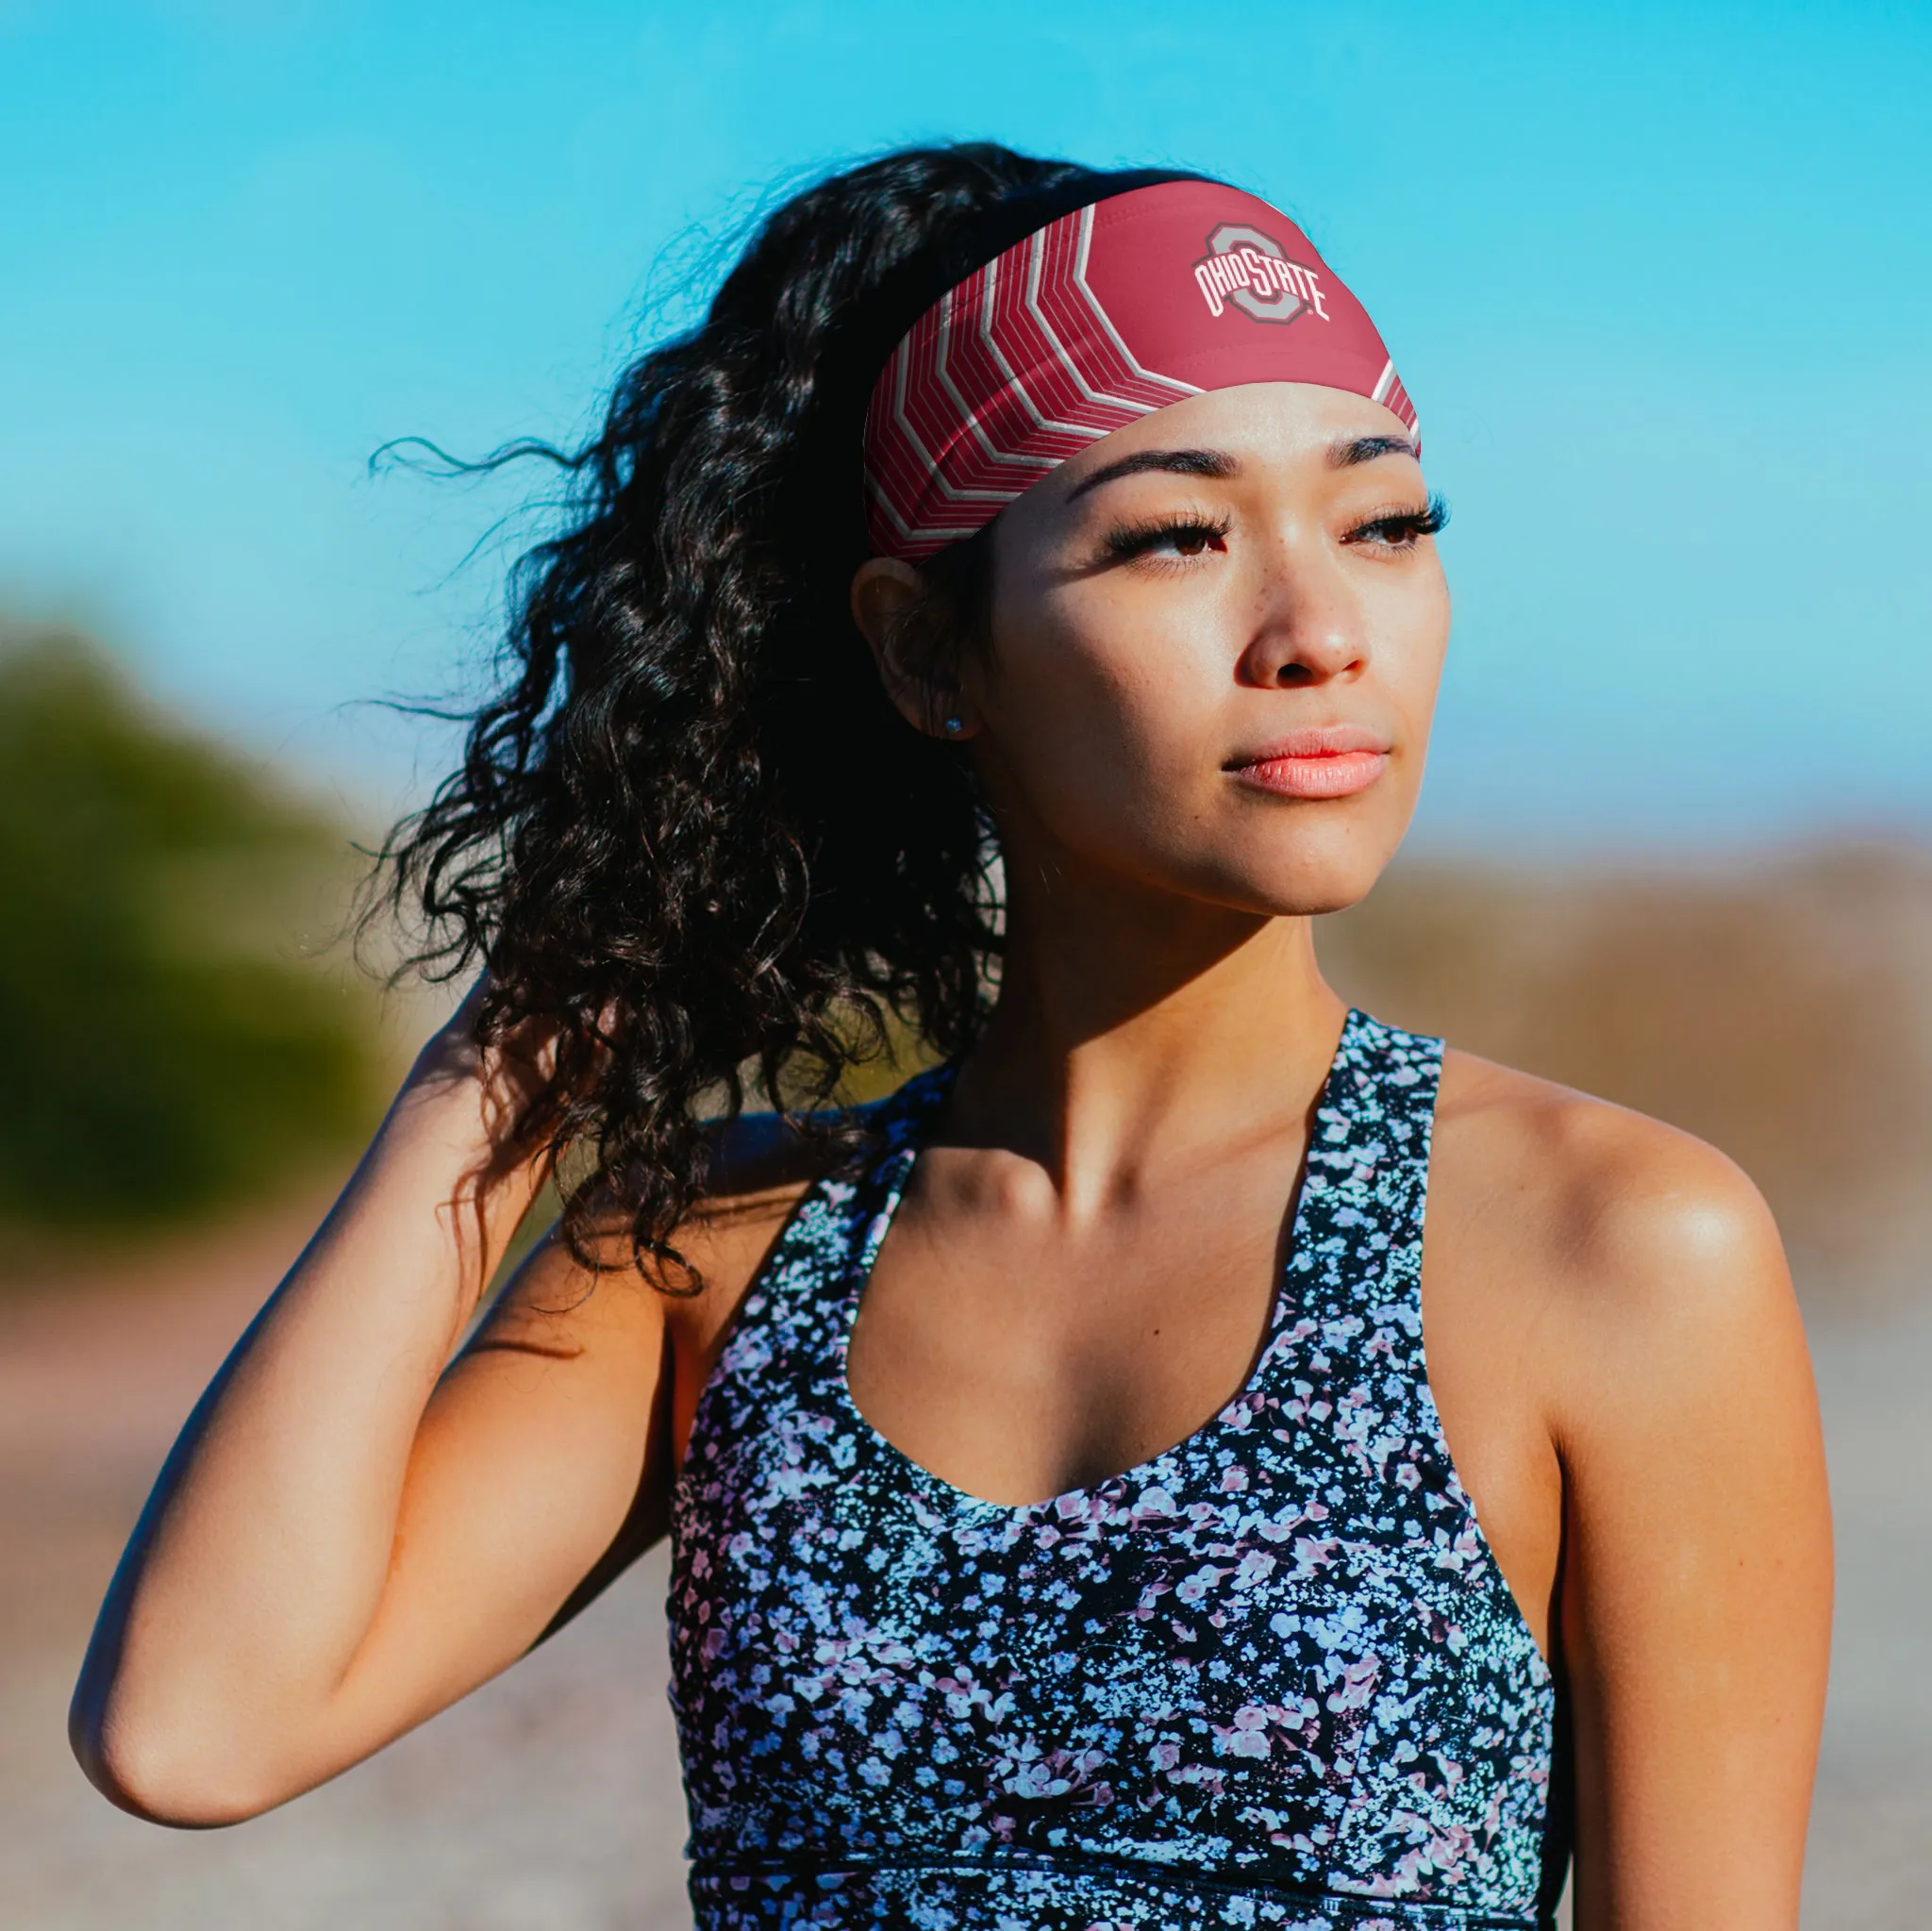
[1226,726,1391,799]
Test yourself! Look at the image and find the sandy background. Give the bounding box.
[1,1195,1924,1930]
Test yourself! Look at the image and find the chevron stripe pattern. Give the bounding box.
[864,207,1200,558]
[861,181,1417,561]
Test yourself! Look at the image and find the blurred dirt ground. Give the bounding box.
[2,1201,1926,1930]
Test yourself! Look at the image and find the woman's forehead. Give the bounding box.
[1074,383,1413,465]
[1019,386,1421,524]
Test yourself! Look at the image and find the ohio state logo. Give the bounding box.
[1192,223,1330,325]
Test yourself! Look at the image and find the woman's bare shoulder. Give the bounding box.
[1431,1047,1797,1407]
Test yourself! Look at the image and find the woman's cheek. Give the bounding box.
[1372,562,1451,690]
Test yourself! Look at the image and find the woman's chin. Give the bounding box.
[1199,828,1407,922]
[1168,857,1391,924]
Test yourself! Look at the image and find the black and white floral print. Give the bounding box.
[668,1012,1564,1929]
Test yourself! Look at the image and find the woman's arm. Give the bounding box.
[1552,1120,1833,1928]
[69,993,673,1826]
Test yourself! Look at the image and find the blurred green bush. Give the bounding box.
[0,626,382,1243]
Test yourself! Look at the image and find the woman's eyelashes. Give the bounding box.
[1094,493,1447,569]
[1344,493,1450,552]
[1098,511,1233,568]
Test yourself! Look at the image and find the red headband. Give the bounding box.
[862,179,1416,561]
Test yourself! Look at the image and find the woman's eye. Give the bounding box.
[1103,517,1231,563]
[1346,494,1450,551]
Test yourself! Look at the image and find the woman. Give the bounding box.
[72,145,1831,1928]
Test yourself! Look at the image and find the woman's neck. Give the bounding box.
[949,861,1348,1216]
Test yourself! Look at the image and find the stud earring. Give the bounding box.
[942,716,964,735]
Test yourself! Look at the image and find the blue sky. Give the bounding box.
[2,1,1927,847]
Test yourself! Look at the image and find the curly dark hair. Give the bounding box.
[369,142,1133,1285]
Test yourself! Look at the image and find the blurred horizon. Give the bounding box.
[6,608,1929,1319]
[3,1,1929,852]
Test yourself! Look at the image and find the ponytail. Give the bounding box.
[369,143,1098,1284]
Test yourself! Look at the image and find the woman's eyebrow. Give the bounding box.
[1064,447,1240,501]
[1328,433,1420,469]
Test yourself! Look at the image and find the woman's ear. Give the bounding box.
[850,557,976,741]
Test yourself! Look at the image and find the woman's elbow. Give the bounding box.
[69,1688,295,1828]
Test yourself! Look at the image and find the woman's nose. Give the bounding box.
[1235,543,1367,689]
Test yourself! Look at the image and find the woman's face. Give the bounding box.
[863,381,1450,920]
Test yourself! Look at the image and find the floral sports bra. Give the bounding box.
[666,1011,1570,1928]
